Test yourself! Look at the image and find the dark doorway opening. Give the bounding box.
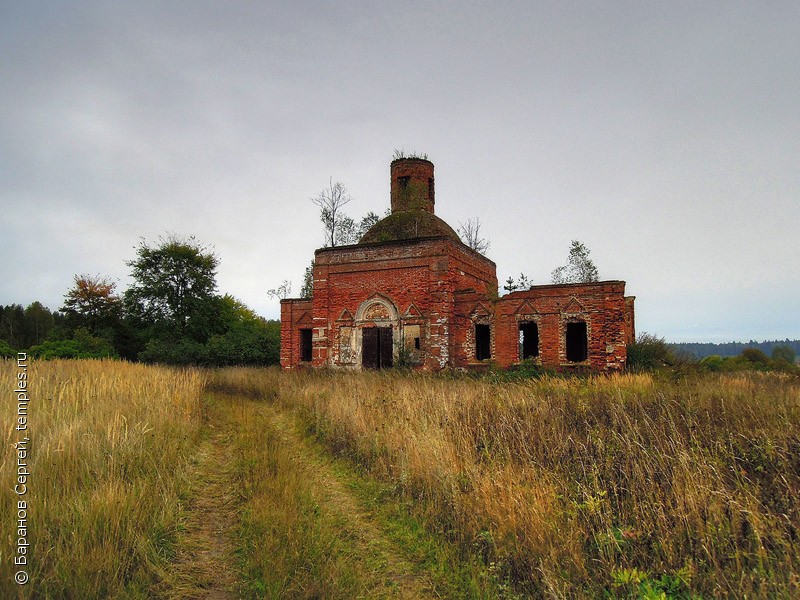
[566,321,588,362]
[519,322,539,360]
[300,328,313,362]
[475,324,491,361]
[362,326,393,369]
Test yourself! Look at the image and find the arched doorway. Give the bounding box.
[355,295,398,370]
[362,326,393,369]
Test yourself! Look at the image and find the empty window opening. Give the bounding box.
[566,321,588,362]
[403,325,421,360]
[398,176,410,189]
[519,322,539,360]
[300,328,313,362]
[362,326,393,369]
[475,324,491,361]
[428,177,434,202]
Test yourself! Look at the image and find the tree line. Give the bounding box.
[667,339,800,361]
[1,234,280,365]
[627,332,798,373]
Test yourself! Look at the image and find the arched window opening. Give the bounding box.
[566,321,588,362]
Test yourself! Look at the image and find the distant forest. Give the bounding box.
[668,339,800,360]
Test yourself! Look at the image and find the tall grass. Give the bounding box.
[0,359,205,598]
[4,361,797,597]
[214,379,501,599]
[212,368,800,597]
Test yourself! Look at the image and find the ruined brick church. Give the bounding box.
[281,157,635,371]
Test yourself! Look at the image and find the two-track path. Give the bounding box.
[163,392,437,599]
[166,412,240,599]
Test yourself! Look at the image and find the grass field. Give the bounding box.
[0,359,206,598]
[215,367,800,598]
[1,360,798,598]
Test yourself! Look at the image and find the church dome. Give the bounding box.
[359,209,460,244]
[358,157,461,244]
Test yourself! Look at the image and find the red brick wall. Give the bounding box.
[283,261,631,371]
[453,288,495,368]
[279,298,313,369]
[625,296,636,345]
[304,236,496,370]
[492,281,631,370]
[390,158,435,213]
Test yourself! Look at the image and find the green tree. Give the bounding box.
[300,260,314,299]
[357,211,381,240]
[551,240,599,284]
[205,296,280,366]
[23,301,56,347]
[772,345,796,364]
[335,214,358,245]
[0,304,25,348]
[503,273,532,292]
[0,303,58,349]
[124,234,220,342]
[138,295,279,366]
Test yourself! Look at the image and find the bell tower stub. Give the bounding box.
[390,158,435,214]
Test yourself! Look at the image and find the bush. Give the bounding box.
[699,355,725,372]
[627,333,675,370]
[742,347,770,365]
[205,324,279,366]
[486,359,546,382]
[138,321,280,367]
[138,337,209,365]
[772,345,797,365]
[0,340,15,358]
[697,352,799,374]
[29,328,117,359]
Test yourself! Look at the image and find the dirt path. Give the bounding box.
[260,404,439,599]
[164,392,437,599]
[165,414,240,599]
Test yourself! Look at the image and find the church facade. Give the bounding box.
[281,157,635,371]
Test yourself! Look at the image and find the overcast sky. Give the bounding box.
[2,1,798,343]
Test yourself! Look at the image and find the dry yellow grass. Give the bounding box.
[0,358,205,598]
[3,360,797,597]
[212,367,800,597]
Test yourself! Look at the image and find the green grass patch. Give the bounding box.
[225,394,394,598]
[298,415,523,599]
